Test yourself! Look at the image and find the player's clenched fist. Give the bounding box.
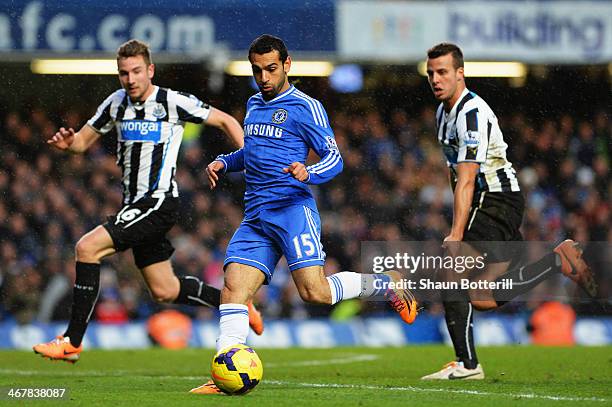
[283,162,309,182]
[47,127,76,150]
[206,160,226,190]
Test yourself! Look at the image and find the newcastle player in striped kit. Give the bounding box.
[422,43,597,380]
[33,40,263,363]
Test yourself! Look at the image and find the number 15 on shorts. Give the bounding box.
[292,233,316,259]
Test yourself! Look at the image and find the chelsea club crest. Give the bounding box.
[271,108,288,124]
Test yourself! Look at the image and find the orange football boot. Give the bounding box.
[33,336,82,364]
[189,380,223,395]
[247,302,264,335]
[384,271,418,324]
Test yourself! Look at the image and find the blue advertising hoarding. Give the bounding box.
[0,0,336,58]
[1,1,610,63]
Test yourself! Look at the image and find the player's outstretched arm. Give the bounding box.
[208,148,245,189]
[206,108,244,148]
[47,124,101,153]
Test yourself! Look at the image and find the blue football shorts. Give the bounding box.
[224,204,326,283]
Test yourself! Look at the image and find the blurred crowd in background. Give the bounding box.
[0,87,609,325]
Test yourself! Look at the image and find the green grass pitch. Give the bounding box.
[1,346,610,406]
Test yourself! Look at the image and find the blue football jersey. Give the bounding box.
[217,85,343,217]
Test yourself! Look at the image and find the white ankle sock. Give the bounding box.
[326,271,362,305]
[216,303,249,352]
[327,272,393,304]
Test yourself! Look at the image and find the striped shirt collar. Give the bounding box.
[127,85,159,108]
[255,85,296,104]
[443,87,471,121]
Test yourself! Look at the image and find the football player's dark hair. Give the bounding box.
[427,43,464,69]
[249,34,289,63]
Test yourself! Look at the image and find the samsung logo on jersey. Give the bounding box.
[120,120,162,142]
[245,124,283,138]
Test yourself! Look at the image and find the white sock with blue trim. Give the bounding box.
[216,303,249,352]
[327,272,393,304]
[326,272,362,305]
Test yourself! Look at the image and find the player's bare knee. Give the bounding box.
[149,286,177,303]
[298,286,330,305]
[471,300,497,311]
[75,237,99,262]
[221,284,249,304]
[468,288,498,311]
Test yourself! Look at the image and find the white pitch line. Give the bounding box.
[0,353,378,378]
[0,369,133,378]
[0,354,379,377]
[0,356,376,379]
[265,380,608,403]
[0,369,205,381]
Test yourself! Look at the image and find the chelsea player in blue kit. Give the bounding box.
[190,35,418,395]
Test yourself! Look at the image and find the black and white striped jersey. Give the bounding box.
[87,86,212,204]
[436,88,520,193]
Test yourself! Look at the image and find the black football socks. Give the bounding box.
[493,252,560,305]
[64,262,100,347]
[175,275,221,308]
[442,289,479,369]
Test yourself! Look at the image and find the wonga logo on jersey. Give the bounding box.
[120,120,162,142]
